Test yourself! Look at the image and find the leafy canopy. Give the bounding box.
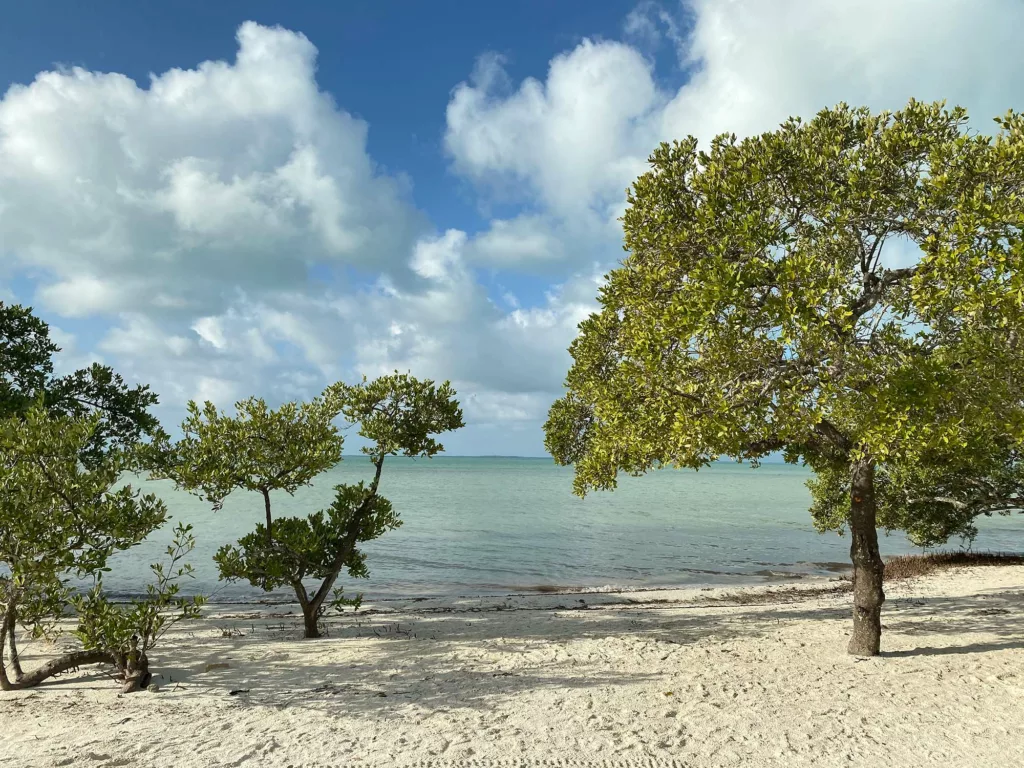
[0,406,168,638]
[158,372,464,631]
[545,100,1024,541]
[73,523,205,681]
[1,302,163,467]
[154,386,349,510]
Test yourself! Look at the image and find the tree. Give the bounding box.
[544,100,1024,656]
[1,302,163,467]
[72,523,205,691]
[156,373,464,638]
[0,407,201,692]
[815,432,1024,549]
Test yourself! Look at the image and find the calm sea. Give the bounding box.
[102,457,1024,602]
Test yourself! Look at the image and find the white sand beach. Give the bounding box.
[2,565,1023,768]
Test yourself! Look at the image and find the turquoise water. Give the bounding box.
[103,457,1024,602]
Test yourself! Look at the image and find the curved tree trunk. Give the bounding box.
[1,642,115,691]
[119,653,152,693]
[300,457,386,639]
[291,581,322,639]
[847,458,885,656]
[1,601,128,691]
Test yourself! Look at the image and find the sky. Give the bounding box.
[1,0,1023,456]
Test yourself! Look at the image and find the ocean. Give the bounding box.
[102,457,1024,602]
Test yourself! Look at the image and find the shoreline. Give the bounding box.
[97,550,1024,606]
[4,563,1023,766]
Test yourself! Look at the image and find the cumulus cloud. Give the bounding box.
[0,21,427,319]
[4,5,1024,453]
[339,230,603,423]
[623,1,687,57]
[446,38,661,220]
[658,0,1024,146]
[446,0,1024,275]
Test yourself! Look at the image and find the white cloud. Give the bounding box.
[410,229,467,281]
[465,214,569,268]
[35,276,131,318]
[190,316,228,351]
[100,315,192,358]
[346,237,603,402]
[446,38,661,220]
[46,325,105,375]
[0,21,426,319]
[657,0,1024,148]
[445,0,1024,275]
[194,376,241,408]
[5,6,1024,453]
[623,1,686,55]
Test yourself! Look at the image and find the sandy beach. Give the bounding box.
[2,565,1022,767]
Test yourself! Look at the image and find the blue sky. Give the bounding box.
[1,0,1022,456]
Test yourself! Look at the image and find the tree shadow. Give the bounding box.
[142,603,747,715]
[883,640,1024,657]
[6,579,1022,708]
[880,588,1023,641]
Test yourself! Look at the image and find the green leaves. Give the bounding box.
[338,372,465,458]
[0,406,168,587]
[73,523,205,673]
[1,303,163,470]
[153,387,348,508]
[1,406,174,679]
[0,302,57,421]
[164,373,463,635]
[213,483,401,591]
[547,99,1024,543]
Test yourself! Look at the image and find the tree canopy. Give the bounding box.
[544,100,1024,656]
[0,302,163,467]
[156,372,465,638]
[0,407,192,691]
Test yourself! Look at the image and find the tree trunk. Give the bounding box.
[302,607,321,639]
[298,454,386,640]
[119,653,152,693]
[0,646,115,691]
[261,487,274,545]
[2,598,127,692]
[847,458,885,656]
[4,604,24,682]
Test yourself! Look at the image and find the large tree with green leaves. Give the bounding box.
[0,407,202,692]
[1,302,163,467]
[155,372,464,638]
[544,100,1024,656]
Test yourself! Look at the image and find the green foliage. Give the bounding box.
[0,407,178,687]
[160,372,464,636]
[73,523,206,679]
[214,485,399,592]
[545,99,1024,541]
[0,302,163,468]
[0,407,168,621]
[153,387,348,510]
[0,302,57,420]
[338,371,465,458]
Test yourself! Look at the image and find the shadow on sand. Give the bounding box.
[6,582,1021,714]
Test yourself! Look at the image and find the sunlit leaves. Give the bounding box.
[0,302,164,469]
[336,371,465,458]
[0,407,169,648]
[153,387,349,509]
[164,373,463,632]
[73,523,206,678]
[546,99,1024,541]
